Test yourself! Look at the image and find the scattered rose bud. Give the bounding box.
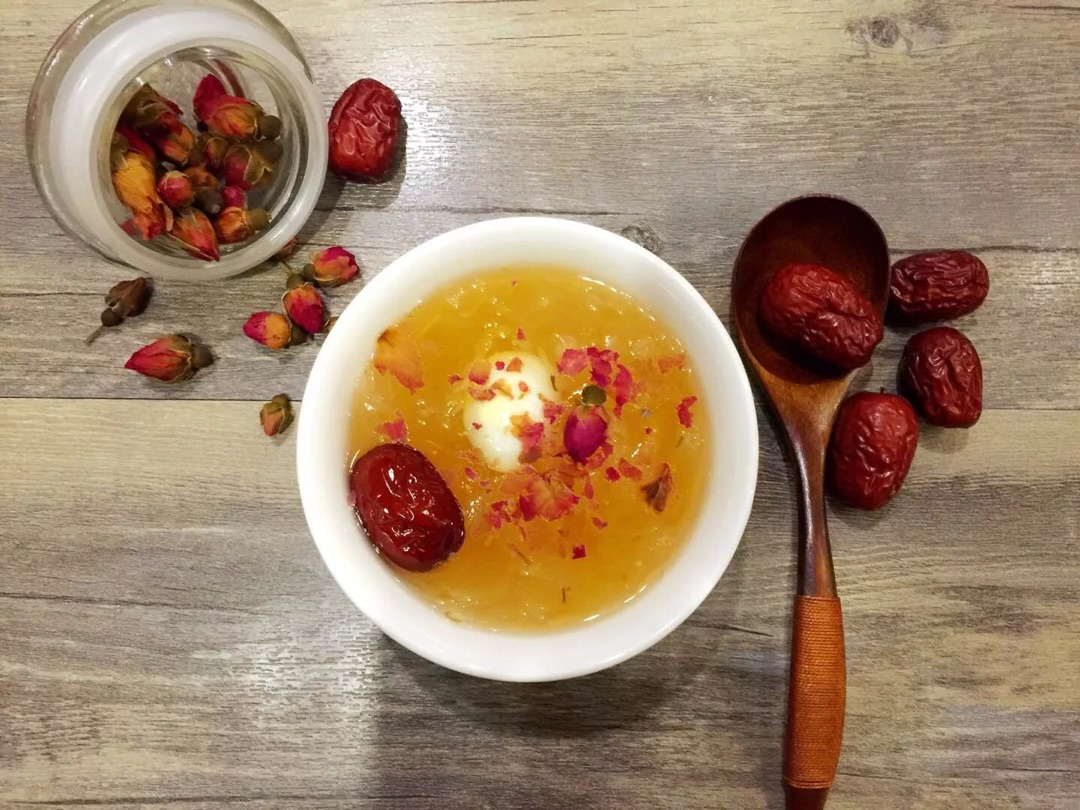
[564,404,609,463]
[306,246,359,287]
[112,150,171,241]
[276,237,299,260]
[282,283,325,334]
[193,74,228,122]
[260,394,294,437]
[328,78,402,182]
[157,170,194,208]
[114,125,156,162]
[203,95,262,138]
[243,311,293,350]
[86,276,154,344]
[221,185,246,210]
[215,206,269,244]
[193,187,224,216]
[642,463,673,513]
[124,334,213,383]
[191,132,228,170]
[184,165,219,190]
[169,207,220,261]
[223,142,272,190]
[257,113,282,139]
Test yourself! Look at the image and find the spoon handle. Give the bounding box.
[784,439,846,809]
[783,595,846,809]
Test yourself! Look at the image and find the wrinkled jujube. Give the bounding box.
[828,392,919,510]
[759,263,883,371]
[350,443,465,572]
[889,250,989,322]
[899,326,983,427]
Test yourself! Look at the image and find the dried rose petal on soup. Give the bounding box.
[677,396,698,428]
[374,328,424,392]
[558,348,589,375]
[642,464,674,513]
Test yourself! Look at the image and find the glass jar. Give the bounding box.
[27,0,327,281]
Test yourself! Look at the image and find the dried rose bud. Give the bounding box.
[114,125,156,162]
[190,132,229,169]
[221,185,246,210]
[169,207,220,261]
[106,276,153,318]
[564,404,609,463]
[193,74,228,122]
[121,84,182,131]
[194,187,224,216]
[243,311,293,350]
[215,207,269,244]
[112,150,171,241]
[260,394,294,437]
[86,276,153,344]
[184,165,219,190]
[203,95,262,139]
[282,283,326,334]
[306,246,359,287]
[276,237,299,260]
[124,334,213,383]
[222,142,272,190]
[150,121,195,165]
[257,114,282,140]
[157,170,194,208]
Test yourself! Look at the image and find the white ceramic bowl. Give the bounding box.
[297,217,758,682]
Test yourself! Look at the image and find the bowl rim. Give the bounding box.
[297,217,759,681]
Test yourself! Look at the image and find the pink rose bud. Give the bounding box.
[282,283,326,334]
[203,95,262,139]
[193,74,228,122]
[222,142,272,190]
[221,185,246,210]
[243,311,293,351]
[150,120,195,165]
[307,246,360,287]
[214,207,269,244]
[563,404,609,463]
[124,335,213,383]
[157,170,194,208]
[169,207,220,261]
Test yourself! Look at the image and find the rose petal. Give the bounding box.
[605,466,621,482]
[572,545,587,559]
[587,346,619,387]
[617,458,642,480]
[557,348,589,375]
[642,463,674,512]
[612,363,637,416]
[468,360,491,385]
[677,396,698,428]
[377,416,408,442]
[592,517,608,530]
[658,353,686,373]
[374,328,424,392]
[506,356,523,373]
[516,327,527,341]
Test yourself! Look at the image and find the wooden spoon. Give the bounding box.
[730,196,890,810]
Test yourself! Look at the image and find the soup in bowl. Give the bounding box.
[297,218,758,681]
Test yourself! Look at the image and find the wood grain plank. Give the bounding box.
[1,400,1076,808]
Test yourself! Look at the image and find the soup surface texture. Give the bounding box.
[347,266,710,630]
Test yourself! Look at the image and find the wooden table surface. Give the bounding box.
[2,1,1078,808]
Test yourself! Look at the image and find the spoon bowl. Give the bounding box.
[730,196,890,810]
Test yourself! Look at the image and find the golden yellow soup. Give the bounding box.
[348,266,709,631]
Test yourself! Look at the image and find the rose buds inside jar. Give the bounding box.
[327,78,402,183]
[828,392,919,510]
[350,443,465,572]
[889,250,989,322]
[900,326,983,427]
[215,207,269,244]
[759,262,883,371]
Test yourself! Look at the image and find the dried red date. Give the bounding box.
[899,326,983,427]
[328,79,402,183]
[889,250,988,322]
[350,443,465,572]
[828,392,919,510]
[759,263,883,371]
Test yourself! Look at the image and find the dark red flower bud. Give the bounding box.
[124,334,213,383]
[282,283,326,334]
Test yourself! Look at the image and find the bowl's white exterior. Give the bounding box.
[297,218,758,682]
